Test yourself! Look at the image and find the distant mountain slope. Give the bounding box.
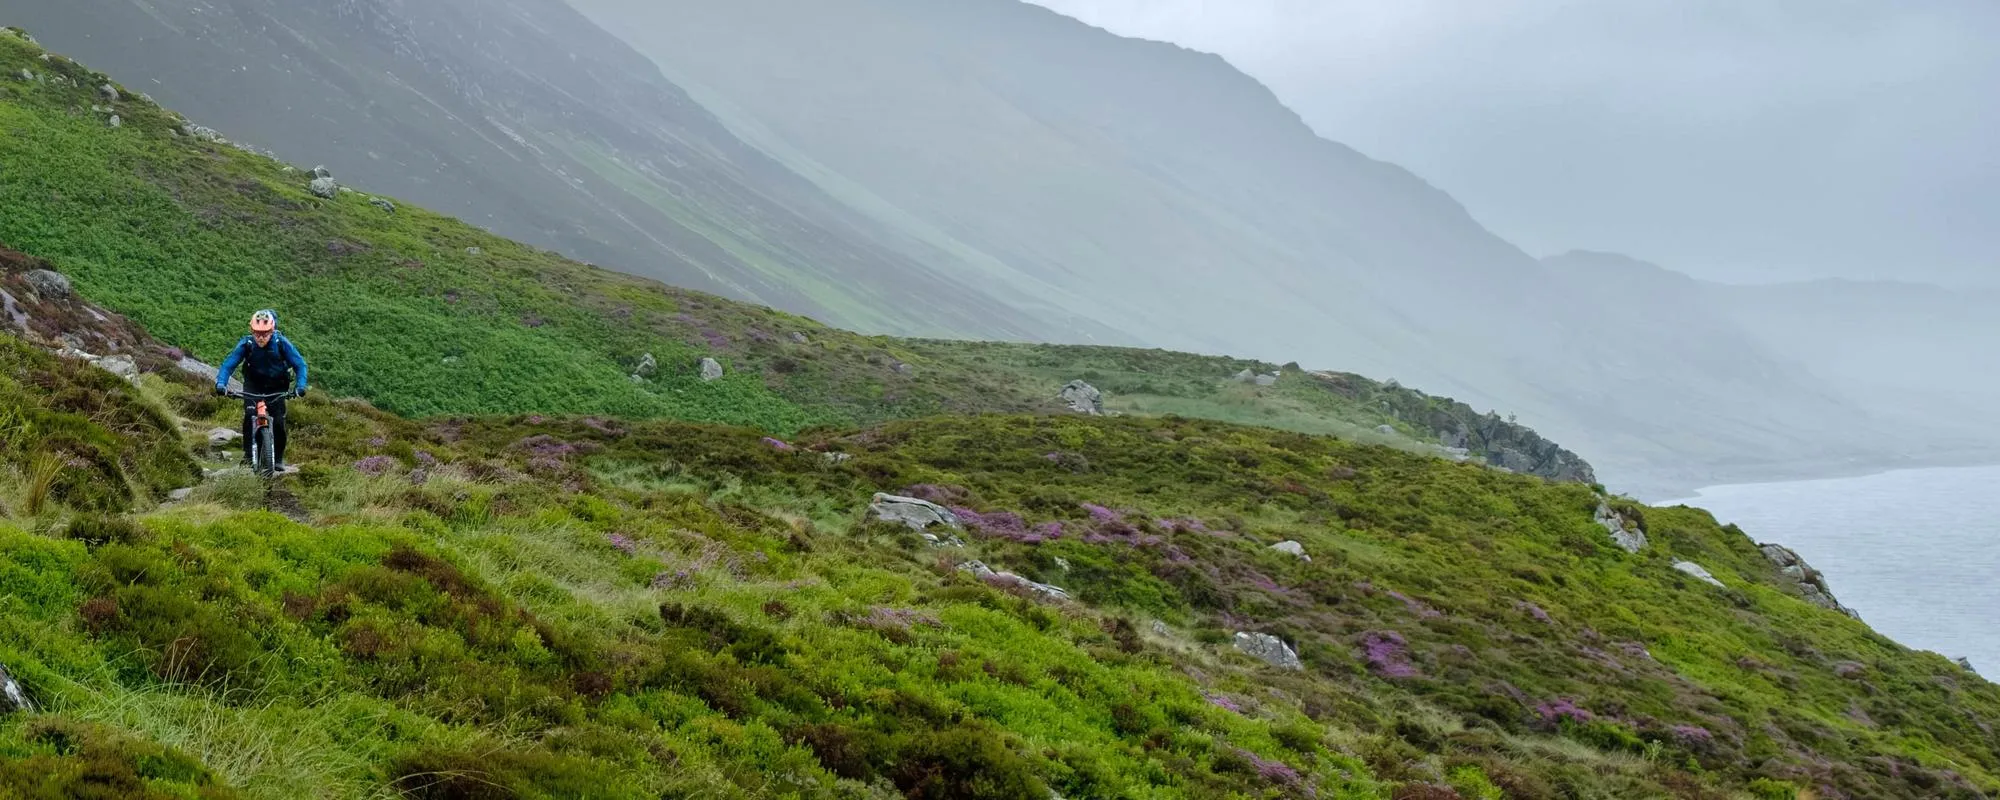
[0,29,1591,483]
[565,0,1947,492]
[0,0,1085,341]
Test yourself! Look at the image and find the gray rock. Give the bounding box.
[99,83,119,101]
[465,247,483,256]
[310,165,334,180]
[96,354,140,383]
[892,361,915,376]
[1759,543,1859,617]
[208,427,243,446]
[15,68,31,82]
[1672,561,1726,589]
[1376,424,1397,436]
[1270,540,1311,561]
[789,332,810,345]
[699,357,724,382]
[107,114,121,129]
[1833,661,1867,679]
[0,663,32,714]
[634,352,658,378]
[1232,368,1256,383]
[1252,373,1278,387]
[167,488,195,502]
[308,176,339,199]
[1957,657,1979,676]
[369,197,396,213]
[1059,380,1104,416]
[176,356,239,392]
[821,452,853,466]
[1,290,27,329]
[1151,620,1171,636]
[23,269,70,299]
[958,560,1070,602]
[1232,632,1303,671]
[183,124,227,143]
[869,493,960,531]
[1596,501,1647,554]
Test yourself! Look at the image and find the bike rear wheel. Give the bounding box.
[255,425,277,478]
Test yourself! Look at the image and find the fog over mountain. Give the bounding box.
[1030,0,2000,286]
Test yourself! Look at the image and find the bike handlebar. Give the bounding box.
[224,389,294,400]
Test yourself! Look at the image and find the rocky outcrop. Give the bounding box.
[869,493,960,531]
[1958,657,1980,677]
[1596,501,1647,554]
[309,176,340,199]
[1673,561,1726,589]
[1059,380,1103,415]
[959,560,1070,602]
[0,663,32,714]
[633,352,657,379]
[24,268,70,299]
[369,197,397,213]
[1270,541,1310,561]
[1758,543,1859,618]
[699,357,724,381]
[1232,632,1303,670]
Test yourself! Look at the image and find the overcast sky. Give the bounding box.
[1027,0,1998,286]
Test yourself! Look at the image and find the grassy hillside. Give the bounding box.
[0,343,1989,798]
[0,30,1585,483]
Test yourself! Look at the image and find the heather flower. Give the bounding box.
[515,434,578,458]
[353,455,397,476]
[1362,631,1420,678]
[1081,502,1123,523]
[527,455,567,475]
[1668,724,1715,749]
[1387,589,1443,620]
[761,437,794,452]
[1230,749,1303,787]
[861,607,942,631]
[366,435,388,448]
[407,468,429,486]
[1536,698,1596,726]
[1516,601,1554,625]
[1204,692,1244,714]
[606,533,638,556]
[903,484,965,504]
[414,450,438,466]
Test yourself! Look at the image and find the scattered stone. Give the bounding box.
[0,663,31,714]
[107,114,121,129]
[1252,373,1278,387]
[1151,620,1171,637]
[1232,368,1256,383]
[23,269,70,299]
[308,176,339,199]
[96,354,139,383]
[98,83,119,101]
[1376,424,1397,435]
[821,452,853,466]
[166,488,194,502]
[1597,501,1647,554]
[1270,540,1311,561]
[634,352,658,378]
[1053,557,1071,572]
[1958,657,1980,676]
[207,427,243,446]
[1059,380,1103,416]
[466,247,483,256]
[958,560,1070,602]
[310,165,333,180]
[699,357,724,382]
[892,361,915,376]
[789,332,810,345]
[1672,561,1726,589]
[869,493,960,531]
[1759,543,1859,617]
[1232,632,1303,671]
[1833,661,1867,679]
[919,532,966,549]
[182,124,227,143]
[15,68,30,82]
[369,197,396,213]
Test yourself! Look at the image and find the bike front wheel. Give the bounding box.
[255,425,277,478]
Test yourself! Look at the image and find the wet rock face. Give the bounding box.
[1759,543,1859,618]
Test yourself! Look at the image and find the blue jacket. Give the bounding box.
[217,332,308,394]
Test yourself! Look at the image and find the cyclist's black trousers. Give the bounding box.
[241,395,289,464]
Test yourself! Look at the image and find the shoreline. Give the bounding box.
[1619,447,2000,504]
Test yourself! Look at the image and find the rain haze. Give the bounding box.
[1029,0,2000,286]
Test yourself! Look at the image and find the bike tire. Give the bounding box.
[256,426,277,478]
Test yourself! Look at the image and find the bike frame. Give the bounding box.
[226,389,292,478]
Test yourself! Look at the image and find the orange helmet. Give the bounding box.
[249,309,277,333]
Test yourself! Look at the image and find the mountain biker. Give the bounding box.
[213,309,308,471]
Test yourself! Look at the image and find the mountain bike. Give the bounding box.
[226,389,292,479]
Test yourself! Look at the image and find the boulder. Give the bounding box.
[869,493,960,531]
[107,114,121,129]
[308,177,340,199]
[1270,540,1311,561]
[23,269,70,299]
[1059,380,1103,416]
[1957,657,1979,676]
[789,332,810,345]
[1596,501,1647,554]
[1232,632,1303,671]
[634,352,658,378]
[310,165,333,180]
[699,357,725,382]
[166,488,195,502]
[369,197,397,213]
[207,427,243,447]
[1759,543,1859,617]
[1672,561,1726,589]
[1252,373,1278,387]
[1232,368,1256,383]
[98,83,119,101]
[96,354,140,383]
[0,663,31,714]
[466,247,483,256]
[1375,424,1397,436]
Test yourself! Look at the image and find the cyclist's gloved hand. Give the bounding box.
[213,385,226,397]
[293,386,308,399]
